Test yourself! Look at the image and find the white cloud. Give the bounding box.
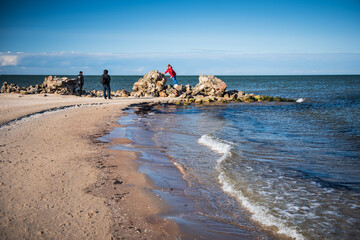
[1,51,359,75]
[134,67,145,73]
[0,55,18,66]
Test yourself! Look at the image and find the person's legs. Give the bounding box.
[103,85,107,99]
[172,76,178,85]
[107,84,111,99]
[79,85,83,96]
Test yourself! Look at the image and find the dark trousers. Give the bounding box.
[79,84,83,96]
[103,84,111,99]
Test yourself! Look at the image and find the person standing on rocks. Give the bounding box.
[100,69,111,99]
[77,71,84,96]
[164,64,178,87]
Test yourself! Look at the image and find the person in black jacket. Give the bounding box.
[100,69,111,99]
[77,71,84,96]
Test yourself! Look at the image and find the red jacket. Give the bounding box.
[164,67,176,77]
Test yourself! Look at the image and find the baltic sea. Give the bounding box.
[3,75,360,239]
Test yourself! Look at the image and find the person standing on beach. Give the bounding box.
[100,69,111,99]
[164,64,178,87]
[77,71,84,96]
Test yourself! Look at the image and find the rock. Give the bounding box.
[159,91,168,97]
[172,89,180,97]
[192,75,227,97]
[1,82,29,94]
[179,92,187,99]
[202,96,215,103]
[41,75,79,95]
[185,84,192,94]
[261,95,273,101]
[243,94,255,102]
[174,84,185,92]
[96,90,103,97]
[194,98,203,104]
[115,89,130,98]
[168,93,176,98]
[114,180,123,185]
[131,70,167,97]
[237,91,245,97]
[223,90,238,101]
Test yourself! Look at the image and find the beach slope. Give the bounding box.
[0,94,179,239]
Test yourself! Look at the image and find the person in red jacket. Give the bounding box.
[164,64,178,87]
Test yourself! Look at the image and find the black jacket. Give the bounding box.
[77,74,84,85]
[100,74,111,85]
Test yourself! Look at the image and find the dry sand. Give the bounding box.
[0,94,180,239]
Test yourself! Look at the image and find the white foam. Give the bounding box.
[198,134,305,240]
[296,98,305,103]
[198,134,232,155]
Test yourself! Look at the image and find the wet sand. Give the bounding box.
[0,94,180,239]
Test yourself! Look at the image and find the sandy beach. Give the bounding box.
[0,94,180,239]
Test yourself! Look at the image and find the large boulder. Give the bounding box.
[42,76,79,95]
[192,75,227,97]
[131,70,167,97]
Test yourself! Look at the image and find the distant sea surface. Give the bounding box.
[3,74,360,239]
[4,74,359,99]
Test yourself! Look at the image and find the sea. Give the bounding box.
[2,75,360,239]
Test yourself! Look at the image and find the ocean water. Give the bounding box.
[4,74,360,239]
[106,75,360,240]
[2,74,349,98]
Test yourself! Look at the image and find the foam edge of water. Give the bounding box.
[198,134,305,240]
[296,98,305,103]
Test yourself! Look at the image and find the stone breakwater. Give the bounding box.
[1,70,295,103]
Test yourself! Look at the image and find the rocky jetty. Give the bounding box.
[129,71,294,103]
[1,71,295,103]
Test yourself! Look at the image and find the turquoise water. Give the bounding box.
[108,75,360,239]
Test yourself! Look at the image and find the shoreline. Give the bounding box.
[111,104,282,240]
[87,120,181,239]
[0,94,181,239]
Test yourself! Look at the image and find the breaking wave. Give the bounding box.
[198,134,305,240]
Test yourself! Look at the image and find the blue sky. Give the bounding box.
[0,0,359,75]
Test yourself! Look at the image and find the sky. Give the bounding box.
[0,0,359,75]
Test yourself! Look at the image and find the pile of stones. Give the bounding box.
[1,76,80,95]
[130,71,228,99]
[192,74,227,97]
[131,71,294,103]
[1,82,43,94]
[41,76,79,95]
[131,70,167,97]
